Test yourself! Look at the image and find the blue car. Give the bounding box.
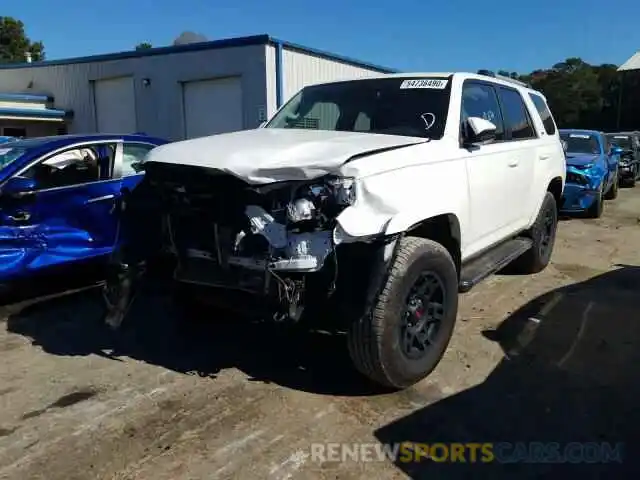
[559,129,622,218]
[0,136,16,144]
[0,133,168,287]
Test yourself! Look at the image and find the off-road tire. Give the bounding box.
[509,192,558,274]
[586,183,604,218]
[347,237,459,390]
[604,173,619,200]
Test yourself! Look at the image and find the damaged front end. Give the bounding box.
[104,162,363,327]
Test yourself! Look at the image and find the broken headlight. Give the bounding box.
[286,176,356,226]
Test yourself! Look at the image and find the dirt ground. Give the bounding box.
[1,187,639,479]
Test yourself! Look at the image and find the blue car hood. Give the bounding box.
[565,153,599,167]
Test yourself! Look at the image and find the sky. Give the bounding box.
[6,0,640,73]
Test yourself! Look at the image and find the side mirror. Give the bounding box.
[465,117,497,146]
[561,140,568,153]
[2,176,38,198]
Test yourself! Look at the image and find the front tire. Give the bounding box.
[510,192,558,274]
[586,183,604,218]
[347,237,459,390]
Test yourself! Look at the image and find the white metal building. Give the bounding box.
[0,34,396,140]
[619,50,640,72]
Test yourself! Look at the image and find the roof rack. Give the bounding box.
[476,70,531,88]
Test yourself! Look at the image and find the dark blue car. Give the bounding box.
[0,133,168,287]
[559,129,621,218]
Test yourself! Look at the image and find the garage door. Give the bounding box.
[182,77,243,139]
[93,76,136,133]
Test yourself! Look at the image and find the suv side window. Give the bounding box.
[460,83,505,142]
[122,143,156,176]
[497,87,536,140]
[22,143,115,190]
[528,93,556,135]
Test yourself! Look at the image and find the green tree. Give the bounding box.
[135,42,152,51]
[529,57,603,128]
[0,16,45,63]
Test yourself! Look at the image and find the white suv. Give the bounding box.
[105,71,566,390]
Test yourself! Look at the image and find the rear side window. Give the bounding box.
[528,93,556,135]
[497,87,536,140]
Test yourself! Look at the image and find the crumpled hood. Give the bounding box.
[144,128,427,184]
[565,153,599,167]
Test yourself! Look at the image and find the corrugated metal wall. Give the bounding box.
[0,45,269,140]
[276,48,383,111]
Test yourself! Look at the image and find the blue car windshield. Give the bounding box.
[0,146,26,171]
[560,133,600,154]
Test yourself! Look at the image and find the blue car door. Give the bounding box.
[601,135,618,187]
[0,140,124,282]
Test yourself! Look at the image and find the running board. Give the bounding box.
[459,237,533,293]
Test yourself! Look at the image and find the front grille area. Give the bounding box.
[175,257,266,293]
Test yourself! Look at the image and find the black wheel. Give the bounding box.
[510,192,558,274]
[631,165,639,187]
[604,173,618,200]
[586,183,604,218]
[347,237,459,390]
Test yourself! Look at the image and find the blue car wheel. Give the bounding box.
[604,172,619,200]
[586,183,604,218]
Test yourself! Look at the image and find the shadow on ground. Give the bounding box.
[3,279,381,397]
[375,265,640,478]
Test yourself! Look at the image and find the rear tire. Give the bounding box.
[604,173,619,200]
[510,192,558,274]
[347,237,459,390]
[631,165,639,187]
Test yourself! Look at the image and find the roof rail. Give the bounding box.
[476,70,531,88]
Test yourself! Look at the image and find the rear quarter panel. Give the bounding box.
[523,93,565,227]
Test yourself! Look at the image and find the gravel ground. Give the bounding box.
[1,187,639,479]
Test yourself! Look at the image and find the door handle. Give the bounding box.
[508,160,519,167]
[539,154,550,160]
[86,194,116,204]
[8,211,31,222]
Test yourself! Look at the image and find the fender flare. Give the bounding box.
[383,210,462,239]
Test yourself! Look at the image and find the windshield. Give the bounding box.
[560,133,601,154]
[266,77,452,139]
[608,135,632,150]
[0,146,26,171]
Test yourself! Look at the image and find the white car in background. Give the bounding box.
[104,71,566,390]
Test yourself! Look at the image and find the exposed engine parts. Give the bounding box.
[141,166,356,321]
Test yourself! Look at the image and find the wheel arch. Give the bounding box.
[403,214,462,276]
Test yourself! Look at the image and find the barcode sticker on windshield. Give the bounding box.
[569,134,590,139]
[400,79,448,89]
[0,148,12,155]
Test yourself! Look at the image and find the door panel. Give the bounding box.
[0,142,122,282]
[461,82,513,249]
[0,180,121,280]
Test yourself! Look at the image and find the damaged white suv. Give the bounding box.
[105,72,565,390]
